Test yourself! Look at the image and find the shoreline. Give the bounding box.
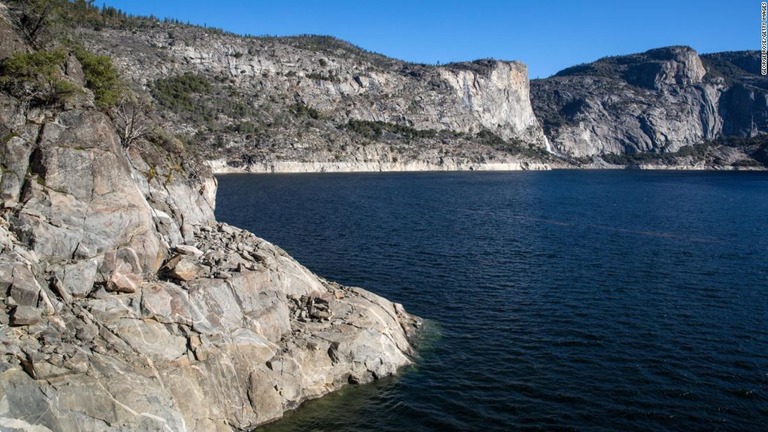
[207,159,767,174]
[207,159,553,174]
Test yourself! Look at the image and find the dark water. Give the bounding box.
[215,170,768,431]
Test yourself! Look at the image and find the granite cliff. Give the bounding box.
[0,2,419,430]
[531,46,768,167]
[68,17,552,172]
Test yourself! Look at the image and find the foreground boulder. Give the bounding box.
[0,219,419,431]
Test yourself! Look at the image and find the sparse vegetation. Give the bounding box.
[113,95,152,146]
[305,71,340,83]
[344,120,437,141]
[474,129,550,158]
[149,72,256,132]
[72,47,122,107]
[150,73,213,120]
[7,0,233,39]
[290,102,321,120]
[599,141,766,167]
[0,49,77,106]
[275,35,400,70]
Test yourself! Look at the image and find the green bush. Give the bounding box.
[150,72,255,127]
[732,158,762,167]
[345,119,383,139]
[0,47,123,108]
[0,49,76,106]
[73,48,122,107]
[1,49,66,78]
[150,72,213,119]
[674,143,709,158]
[305,71,340,83]
[290,102,321,119]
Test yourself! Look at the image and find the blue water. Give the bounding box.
[214,170,768,431]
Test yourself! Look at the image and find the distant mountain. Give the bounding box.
[531,46,768,167]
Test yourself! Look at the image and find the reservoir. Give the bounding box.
[216,170,768,431]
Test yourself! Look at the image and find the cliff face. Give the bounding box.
[531,46,768,158]
[0,7,419,431]
[73,28,550,171]
[80,22,768,169]
[436,61,545,144]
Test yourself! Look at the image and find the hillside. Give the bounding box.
[531,46,768,167]
[65,12,553,172]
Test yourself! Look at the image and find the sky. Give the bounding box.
[101,0,757,79]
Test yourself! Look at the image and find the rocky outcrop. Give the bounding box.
[0,217,419,431]
[438,61,545,144]
[0,7,420,430]
[531,46,768,158]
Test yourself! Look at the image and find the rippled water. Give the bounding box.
[215,170,768,431]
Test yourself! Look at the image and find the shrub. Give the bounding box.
[732,158,761,167]
[290,102,321,119]
[0,49,76,106]
[306,71,340,83]
[150,72,214,120]
[73,47,122,107]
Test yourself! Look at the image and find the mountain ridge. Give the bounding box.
[531,45,768,166]
[79,23,552,171]
[18,1,763,170]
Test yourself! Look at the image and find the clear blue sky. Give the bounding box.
[101,0,756,78]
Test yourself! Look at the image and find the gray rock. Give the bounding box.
[163,254,205,281]
[54,258,99,298]
[175,244,204,258]
[10,305,41,326]
[64,53,86,86]
[8,264,40,307]
[49,276,73,304]
[102,248,144,293]
[0,135,33,208]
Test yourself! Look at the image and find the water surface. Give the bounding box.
[215,170,768,431]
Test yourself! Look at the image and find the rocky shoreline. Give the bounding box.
[208,158,767,174]
[208,159,552,174]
